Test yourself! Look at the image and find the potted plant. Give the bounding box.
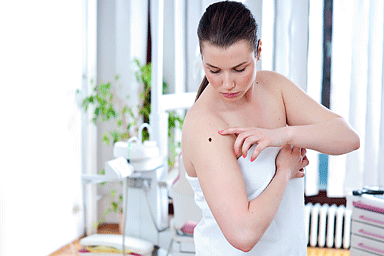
[79,58,184,231]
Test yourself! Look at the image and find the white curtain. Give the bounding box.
[329,0,384,196]
[261,0,384,197]
[261,0,323,196]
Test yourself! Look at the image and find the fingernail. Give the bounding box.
[218,130,223,134]
[243,154,246,158]
[234,150,238,155]
[250,157,255,162]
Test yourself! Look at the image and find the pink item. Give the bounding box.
[358,229,384,240]
[181,221,198,235]
[358,215,384,226]
[358,243,384,254]
[353,201,384,214]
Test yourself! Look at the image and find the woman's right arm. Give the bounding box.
[182,114,308,252]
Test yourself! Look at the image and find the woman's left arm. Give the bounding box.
[219,71,360,160]
[280,72,359,154]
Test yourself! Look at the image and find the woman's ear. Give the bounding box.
[256,39,262,61]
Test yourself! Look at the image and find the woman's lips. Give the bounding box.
[222,92,240,98]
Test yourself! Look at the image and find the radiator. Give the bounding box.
[305,203,352,249]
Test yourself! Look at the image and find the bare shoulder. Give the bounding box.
[257,71,339,126]
[182,103,236,176]
[257,70,293,90]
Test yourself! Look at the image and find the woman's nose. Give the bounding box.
[222,73,235,90]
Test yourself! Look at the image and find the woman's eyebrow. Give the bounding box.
[232,61,248,68]
[205,63,220,69]
[205,61,248,69]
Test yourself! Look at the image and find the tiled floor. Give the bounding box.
[50,224,350,256]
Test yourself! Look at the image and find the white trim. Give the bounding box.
[174,0,185,95]
[82,0,98,235]
[150,0,168,157]
[261,0,275,71]
[304,0,324,196]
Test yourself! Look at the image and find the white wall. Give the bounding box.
[0,1,84,255]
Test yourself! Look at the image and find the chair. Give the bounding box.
[167,154,202,255]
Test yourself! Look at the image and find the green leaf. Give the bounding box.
[94,107,100,117]
[112,202,118,212]
[110,130,120,144]
[102,133,110,145]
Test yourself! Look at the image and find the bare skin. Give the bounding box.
[181,40,359,252]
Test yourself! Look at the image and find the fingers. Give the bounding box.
[236,130,264,157]
[301,155,309,168]
[250,140,270,161]
[292,146,301,155]
[218,127,248,136]
[301,148,306,156]
[294,168,305,178]
[219,128,254,157]
[294,154,309,179]
[238,131,259,157]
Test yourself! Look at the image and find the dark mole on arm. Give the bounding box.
[208,138,212,142]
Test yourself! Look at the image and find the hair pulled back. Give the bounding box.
[195,1,259,101]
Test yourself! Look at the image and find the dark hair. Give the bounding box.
[195,1,259,102]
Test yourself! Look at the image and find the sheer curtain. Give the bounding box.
[329,0,384,196]
[262,0,384,197]
[261,0,323,196]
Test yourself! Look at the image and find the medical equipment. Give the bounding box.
[167,154,201,255]
[81,123,170,255]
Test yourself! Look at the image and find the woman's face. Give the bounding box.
[201,40,258,102]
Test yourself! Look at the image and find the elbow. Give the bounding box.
[337,133,360,155]
[353,133,360,151]
[225,227,262,252]
[233,234,261,252]
[236,242,259,253]
[341,118,360,152]
[348,130,360,152]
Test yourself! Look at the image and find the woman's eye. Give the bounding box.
[234,67,246,72]
[209,69,220,74]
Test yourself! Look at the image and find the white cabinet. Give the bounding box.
[349,194,384,255]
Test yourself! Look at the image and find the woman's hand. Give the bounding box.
[218,127,289,161]
[275,145,309,179]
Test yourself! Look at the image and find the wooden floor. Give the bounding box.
[50,224,350,256]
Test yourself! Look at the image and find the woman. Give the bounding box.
[181,1,360,255]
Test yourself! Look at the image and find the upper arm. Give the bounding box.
[182,113,250,245]
[272,72,340,126]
